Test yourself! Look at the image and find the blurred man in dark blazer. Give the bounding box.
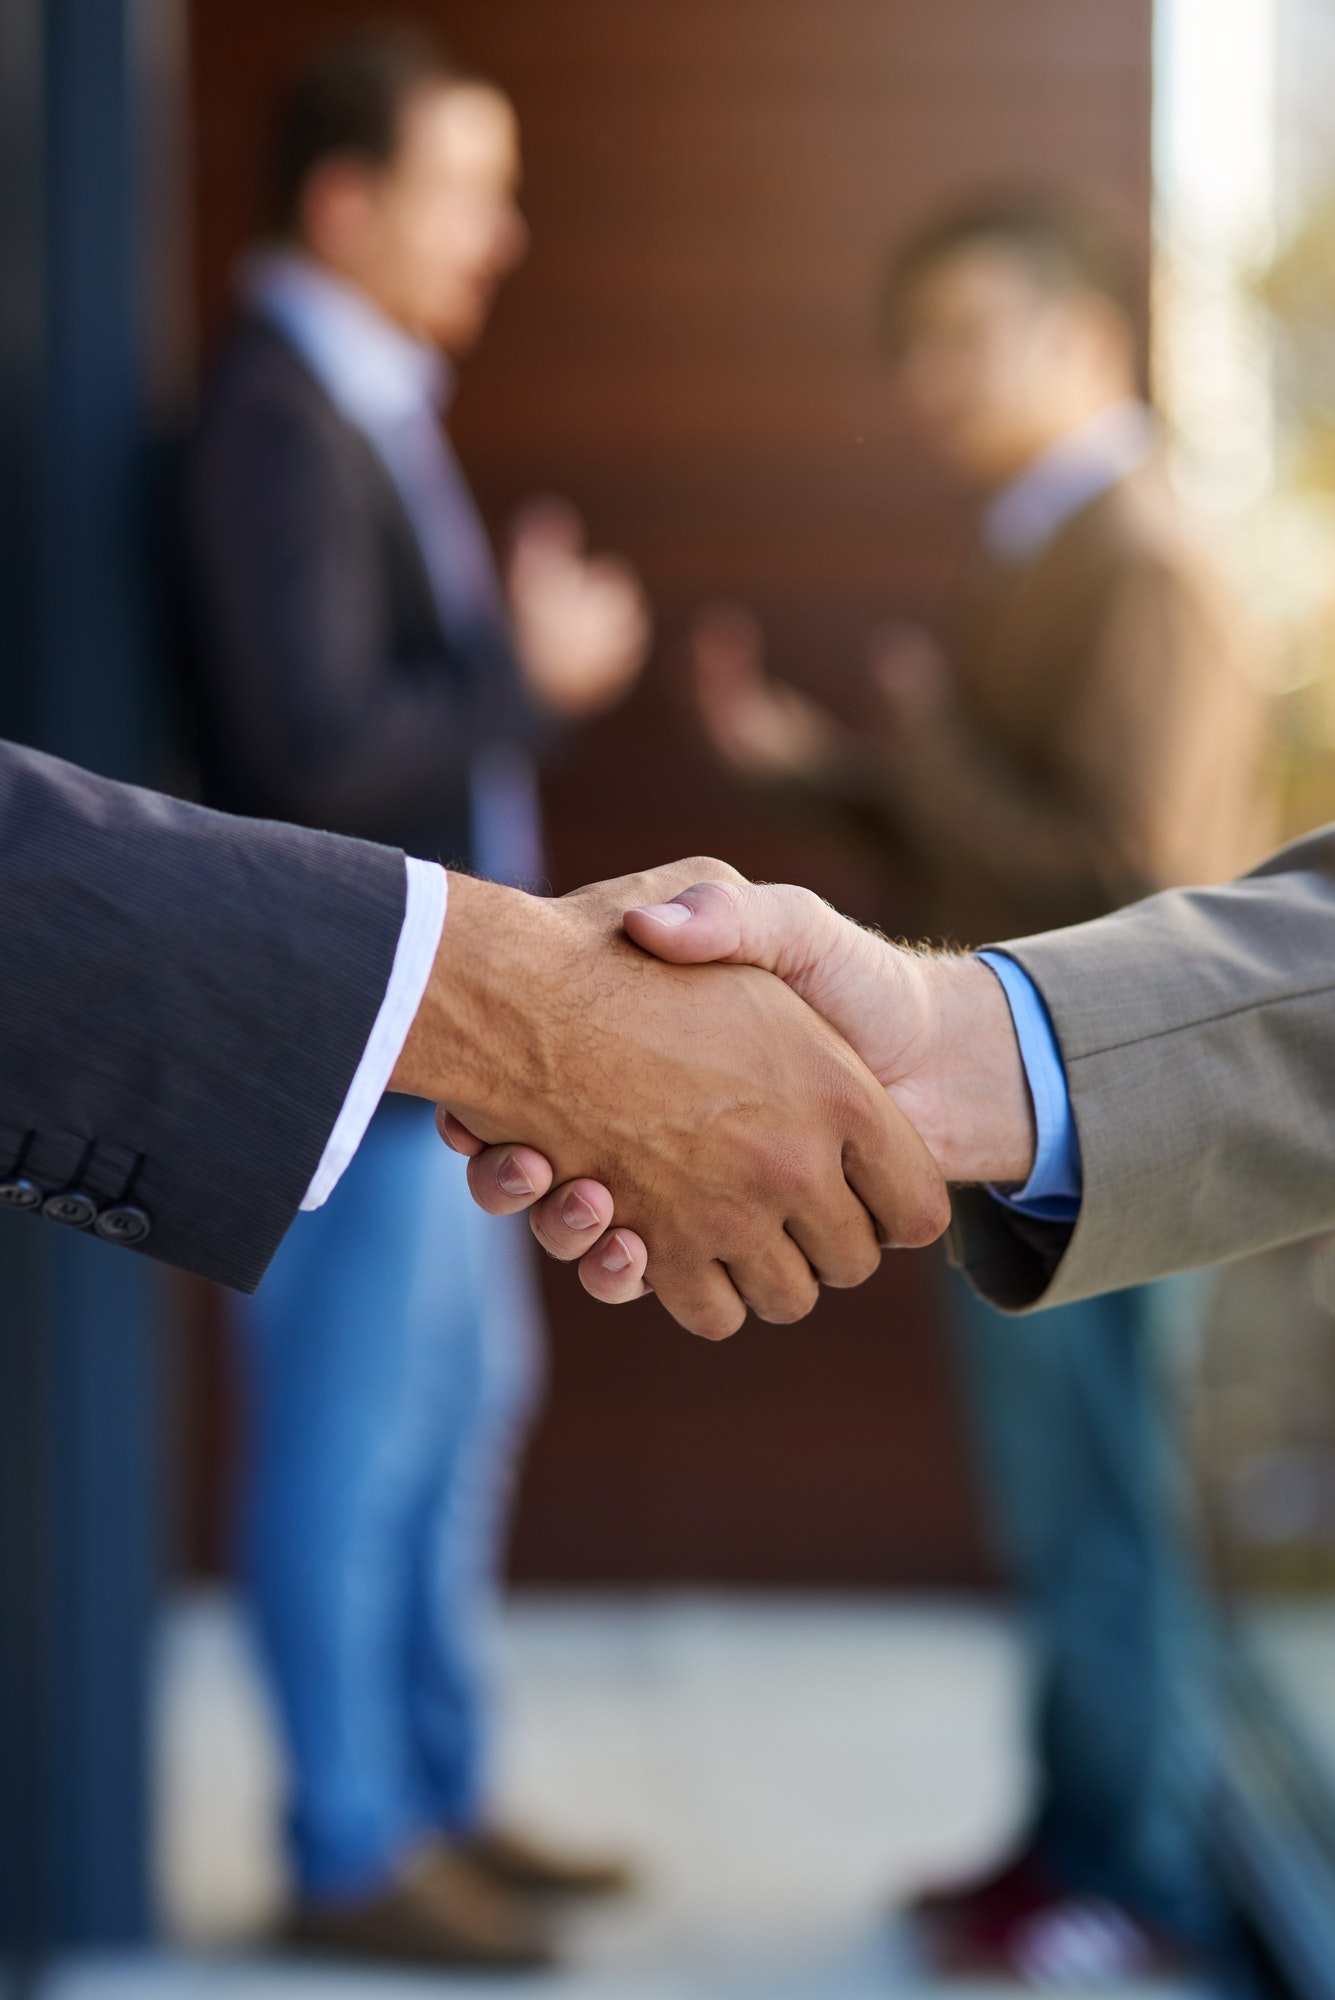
[182,28,651,1969]
[691,197,1273,1980]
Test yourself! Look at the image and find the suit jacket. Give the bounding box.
[950,825,1335,1311]
[181,313,544,864]
[849,460,1273,944]
[0,738,404,1291]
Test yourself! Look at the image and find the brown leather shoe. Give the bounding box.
[459,1824,637,1900]
[286,1840,557,1971]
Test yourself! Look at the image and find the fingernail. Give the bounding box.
[635,900,693,927]
[497,1156,536,1197]
[601,1231,634,1274]
[561,1189,600,1231]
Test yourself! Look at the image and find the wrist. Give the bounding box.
[390,873,563,1115]
[897,953,1035,1185]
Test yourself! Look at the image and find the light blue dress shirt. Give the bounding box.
[977,952,1082,1223]
[982,400,1158,564]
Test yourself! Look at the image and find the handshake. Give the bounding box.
[391,860,1035,1337]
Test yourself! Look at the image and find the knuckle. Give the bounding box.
[777,882,822,923]
[692,1303,746,1342]
[855,1239,884,1281]
[757,1284,819,1325]
[751,1147,811,1211]
[682,854,746,887]
[896,1183,952,1249]
[823,1241,882,1290]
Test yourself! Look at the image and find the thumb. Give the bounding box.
[623,879,835,982]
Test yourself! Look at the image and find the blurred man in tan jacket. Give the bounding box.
[689,197,1273,1981]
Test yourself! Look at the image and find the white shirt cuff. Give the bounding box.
[300,857,449,1210]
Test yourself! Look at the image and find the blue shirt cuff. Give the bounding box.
[975,951,1083,1224]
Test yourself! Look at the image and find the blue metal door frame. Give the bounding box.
[0,0,175,1960]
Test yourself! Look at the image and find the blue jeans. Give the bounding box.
[951,1272,1223,1944]
[237,1097,542,1900]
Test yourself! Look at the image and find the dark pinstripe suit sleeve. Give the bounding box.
[0,739,408,1290]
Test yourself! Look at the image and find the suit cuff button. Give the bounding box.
[42,1190,98,1230]
[0,1176,42,1211]
[94,1203,151,1246]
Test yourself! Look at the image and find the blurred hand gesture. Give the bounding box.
[866,620,951,727]
[509,497,652,719]
[690,600,843,781]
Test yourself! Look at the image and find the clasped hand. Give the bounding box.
[419,862,978,1338]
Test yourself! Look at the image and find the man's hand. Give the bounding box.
[622,883,1033,1182]
[456,879,1035,1305]
[866,619,951,721]
[691,602,845,783]
[391,862,950,1338]
[509,498,651,718]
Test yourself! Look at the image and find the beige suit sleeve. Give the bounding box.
[949,827,1335,1311]
[856,554,1234,932]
